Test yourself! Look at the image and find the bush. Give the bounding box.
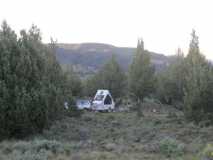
[0,22,67,139]
[0,139,72,160]
[83,55,126,100]
[201,144,213,160]
[65,105,83,118]
[159,137,185,157]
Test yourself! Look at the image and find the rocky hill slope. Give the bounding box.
[55,43,170,74]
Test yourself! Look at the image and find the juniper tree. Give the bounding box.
[84,55,126,102]
[156,48,185,107]
[0,21,66,138]
[100,55,126,100]
[184,30,213,124]
[64,65,82,98]
[128,39,155,116]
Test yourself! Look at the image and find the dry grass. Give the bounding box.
[0,104,213,159]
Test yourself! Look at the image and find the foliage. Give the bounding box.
[83,74,99,97]
[183,30,213,123]
[159,137,185,158]
[156,30,213,124]
[201,144,213,160]
[99,55,126,100]
[63,65,82,98]
[84,55,126,100]
[128,39,155,116]
[65,105,83,118]
[0,139,72,160]
[156,48,185,106]
[0,21,67,139]
[0,107,213,159]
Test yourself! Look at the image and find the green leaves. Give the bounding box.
[156,30,213,124]
[128,39,155,101]
[84,55,126,100]
[0,22,65,138]
[128,39,155,116]
[156,49,185,105]
[183,30,213,124]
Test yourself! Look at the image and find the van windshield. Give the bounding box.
[94,95,104,101]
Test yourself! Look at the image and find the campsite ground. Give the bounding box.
[0,103,213,160]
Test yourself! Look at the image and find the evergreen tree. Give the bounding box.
[128,39,155,116]
[84,55,126,101]
[100,55,126,100]
[64,65,82,98]
[184,30,213,124]
[157,48,185,107]
[0,21,66,138]
[83,74,99,97]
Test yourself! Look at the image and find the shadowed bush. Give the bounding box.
[0,21,69,139]
[159,137,185,158]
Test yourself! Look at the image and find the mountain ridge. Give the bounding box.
[55,43,170,75]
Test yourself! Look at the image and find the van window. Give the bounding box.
[94,94,104,101]
[104,95,112,105]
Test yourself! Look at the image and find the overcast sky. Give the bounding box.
[0,0,213,59]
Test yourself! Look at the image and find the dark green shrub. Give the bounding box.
[159,137,184,157]
[65,105,83,118]
[0,22,69,139]
[201,144,213,160]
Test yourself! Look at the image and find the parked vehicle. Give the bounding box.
[76,99,91,110]
[91,90,115,111]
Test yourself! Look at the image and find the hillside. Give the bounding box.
[55,43,170,74]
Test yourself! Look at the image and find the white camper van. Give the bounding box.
[92,90,115,111]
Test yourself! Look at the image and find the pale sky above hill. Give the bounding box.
[0,0,213,59]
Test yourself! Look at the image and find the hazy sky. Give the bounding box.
[0,0,213,59]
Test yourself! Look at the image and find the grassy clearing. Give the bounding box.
[1,104,213,160]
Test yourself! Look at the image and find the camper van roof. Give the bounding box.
[96,90,110,95]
